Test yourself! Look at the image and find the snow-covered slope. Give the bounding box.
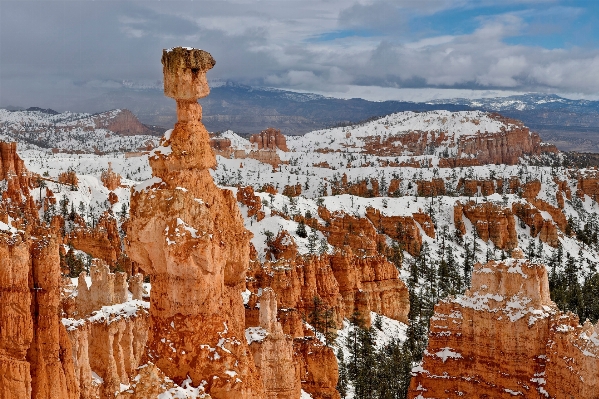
[287,110,516,153]
[0,108,159,153]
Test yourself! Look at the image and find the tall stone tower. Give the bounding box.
[127,47,264,399]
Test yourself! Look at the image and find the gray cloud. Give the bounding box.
[0,0,597,111]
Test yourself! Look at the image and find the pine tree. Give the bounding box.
[463,241,473,287]
[336,347,349,398]
[307,228,318,253]
[347,318,377,398]
[307,296,337,346]
[296,220,307,238]
[438,258,451,298]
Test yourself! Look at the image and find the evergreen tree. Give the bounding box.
[347,313,377,398]
[463,241,473,287]
[446,245,462,294]
[307,228,318,253]
[336,348,349,398]
[307,296,337,346]
[296,220,307,238]
[437,257,451,298]
[582,273,599,323]
[319,237,329,255]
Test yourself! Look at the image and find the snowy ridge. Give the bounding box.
[219,130,252,149]
[0,108,159,153]
[286,110,517,153]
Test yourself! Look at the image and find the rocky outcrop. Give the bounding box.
[330,175,380,197]
[101,163,122,191]
[127,47,265,398]
[246,252,409,332]
[63,300,150,399]
[0,142,81,399]
[0,142,33,198]
[319,207,380,255]
[61,261,149,399]
[330,251,409,326]
[73,260,144,318]
[456,179,496,196]
[265,230,298,261]
[512,201,561,247]
[0,142,31,184]
[329,205,432,255]
[0,231,79,399]
[58,169,79,187]
[357,114,552,165]
[388,178,401,196]
[554,178,572,201]
[0,239,34,399]
[417,179,445,197]
[249,150,282,168]
[577,171,599,201]
[94,109,155,137]
[250,128,288,152]
[237,186,265,221]
[248,289,301,399]
[457,201,518,250]
[364,207,426,256]
[293,338,340,399]
[282,184,302,198]
[408,256,599,399]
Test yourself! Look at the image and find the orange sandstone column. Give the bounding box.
[127,47,265,398]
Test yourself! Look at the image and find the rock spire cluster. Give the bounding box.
[408,257,599,398]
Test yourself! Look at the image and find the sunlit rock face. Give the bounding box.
[408,255,599,399]
[127,47,266,398]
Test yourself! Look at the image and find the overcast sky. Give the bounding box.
[1,0,598,110]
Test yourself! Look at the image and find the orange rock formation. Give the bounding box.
[68,211,122,266]
[0,141,79,399]
[62,267,150,399]
[408,256,599,398]
[248,289,301,399]
[250,127,288,152]
[456,201,518,250]
[101,163,122,191]
[127,47,265,398]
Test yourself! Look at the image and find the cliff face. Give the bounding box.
[248,289,301,399]
[0,141,79,399]
[311,112,554,166]
[456,201,518,250]
[94,109,155,137]
[408,255,599,398]
[127,47,265,398]
[246,252,409,333]
[62,263,150,399]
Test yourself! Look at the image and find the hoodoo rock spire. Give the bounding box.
[127,47,265,398]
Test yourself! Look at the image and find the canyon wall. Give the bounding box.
[0,147,79,399]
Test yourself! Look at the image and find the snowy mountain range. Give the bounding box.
[7,83,597,152]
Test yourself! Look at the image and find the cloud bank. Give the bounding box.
[1,0,598,110]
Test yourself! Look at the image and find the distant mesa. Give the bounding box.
[25,106,59,115]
